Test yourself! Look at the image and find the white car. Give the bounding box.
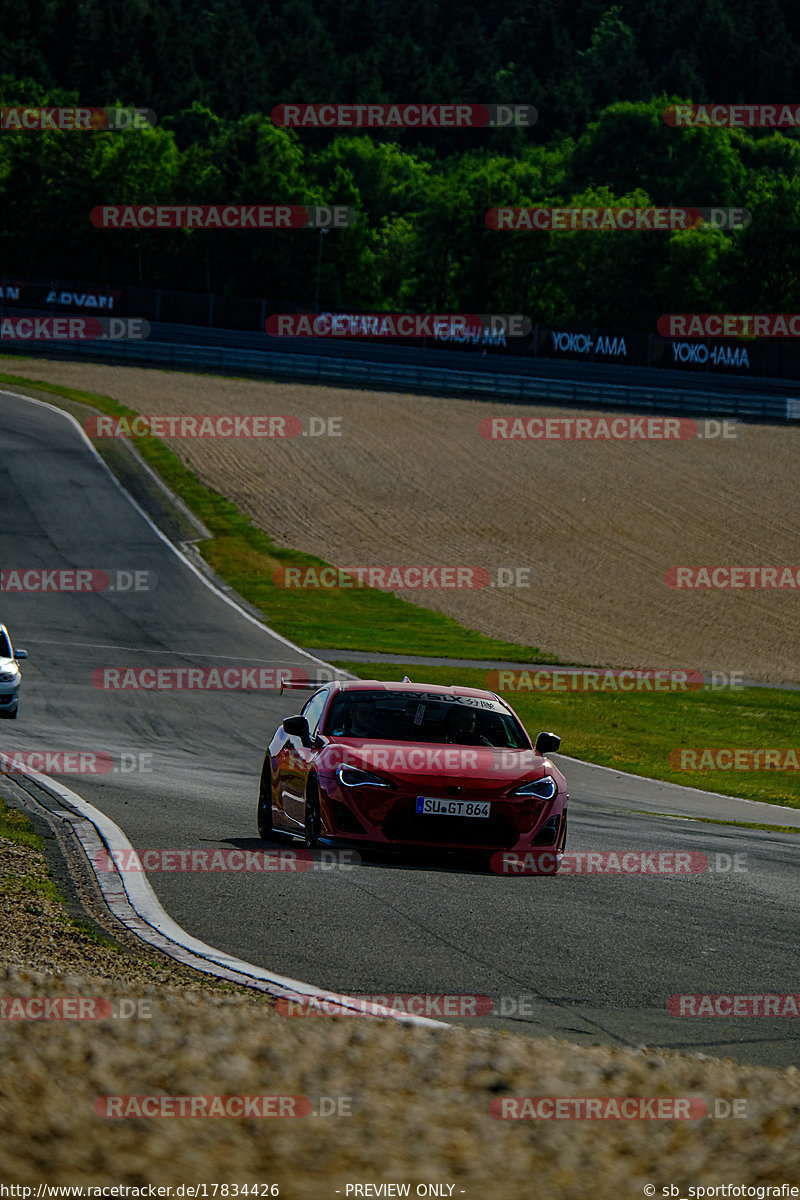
[0,625,28,720]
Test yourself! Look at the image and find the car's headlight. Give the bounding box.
[335,764,391,789]
[511,775,557,800]
[0,670,18,683]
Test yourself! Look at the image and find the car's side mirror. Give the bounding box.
[282,715,312,747]
[535,731,561,755]
[15,649,28,660]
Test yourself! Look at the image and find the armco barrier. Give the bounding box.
[1,329,797,421]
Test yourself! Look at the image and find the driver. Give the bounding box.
[445,706,491,746]
[348,699,378,738]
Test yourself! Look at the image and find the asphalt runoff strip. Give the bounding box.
[310,648,798,689]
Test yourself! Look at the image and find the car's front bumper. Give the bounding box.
[319,773,567,855]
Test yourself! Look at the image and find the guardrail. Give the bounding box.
[2,331,798,421]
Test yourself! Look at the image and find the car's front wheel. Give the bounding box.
[304,778,321,849]
[540,812,567,875]
[256,757,273,840]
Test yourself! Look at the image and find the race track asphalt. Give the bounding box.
[2,388,798,1068]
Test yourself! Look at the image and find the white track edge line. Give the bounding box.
[0,389,444,1028]
[2,755,448,1028]
[0,389,345,676]
[555,752,800,814]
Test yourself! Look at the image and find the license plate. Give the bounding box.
[415,797,490,818]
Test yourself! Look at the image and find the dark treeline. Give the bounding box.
[2,1,800,329]
[3,0,800,138]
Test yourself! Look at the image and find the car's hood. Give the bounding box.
[318,739,552,789]
[0,656,19,673]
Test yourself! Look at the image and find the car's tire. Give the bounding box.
[304,778,321,849]
[256,758,274,840]
[541,812,567,875]
[0,706,17,720]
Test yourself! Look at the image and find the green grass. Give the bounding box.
[0,796,122,945]
[4,365,800,810]
[0,795,43,849]
[330,661,800,809]
[0,794,279,978]
[1,870,64,905]
[0,368,556,662]
[633,812,800,833]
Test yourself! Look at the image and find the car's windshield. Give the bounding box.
[324,690,529,748]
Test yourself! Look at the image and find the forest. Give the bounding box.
[2,0,800,328]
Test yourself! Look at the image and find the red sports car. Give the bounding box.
[256,679,567,866]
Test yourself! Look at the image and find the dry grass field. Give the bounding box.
[5,358,799,683]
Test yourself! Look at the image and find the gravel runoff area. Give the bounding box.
[4,359,800,684]
[2,823,800,1194]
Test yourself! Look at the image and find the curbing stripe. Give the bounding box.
[2,754,449,1028]
[0,389,443,1028]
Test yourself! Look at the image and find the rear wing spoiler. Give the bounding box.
[279,677,327,695]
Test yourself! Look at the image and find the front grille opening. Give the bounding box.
[330,797,367,835]
[532,816,561,845]
[383,811,518,850]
